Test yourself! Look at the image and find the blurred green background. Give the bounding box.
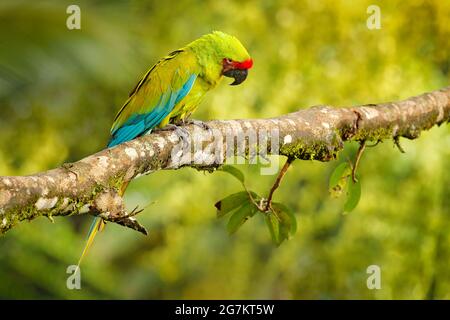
[0,0,449,299]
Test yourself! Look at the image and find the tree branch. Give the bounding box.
[265,158,294,211]
[1,87,449,234]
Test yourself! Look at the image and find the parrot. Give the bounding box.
[77,31,253,267]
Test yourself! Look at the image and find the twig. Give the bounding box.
[244,184,261,210]
[394,136,406,153]
[352,140,366,183]
[366,140,382,148]
[265,157,294,211]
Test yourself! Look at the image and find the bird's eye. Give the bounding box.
[224,58,233,64]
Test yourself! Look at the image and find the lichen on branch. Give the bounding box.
[0,86,449,234]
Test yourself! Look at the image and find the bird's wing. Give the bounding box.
[108,49,199,147]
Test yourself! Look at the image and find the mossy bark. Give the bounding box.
[0,86,449,234]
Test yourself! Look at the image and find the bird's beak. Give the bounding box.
[223,68,248,86]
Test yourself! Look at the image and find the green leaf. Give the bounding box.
[344,177,361,213]
[272,202,297,236]
[220,165,245,184]
[227,203,255,235]
[278,221,290,244]
[329,162,350,189]
[265,213,280,245]
[215,191,250,218]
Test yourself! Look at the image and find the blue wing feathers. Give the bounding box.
[175,74,196,104]
[107,114,147,147]
[107,74,197,148]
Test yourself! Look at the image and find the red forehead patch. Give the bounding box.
[234,59,253,70]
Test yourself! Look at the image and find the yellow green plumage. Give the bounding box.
[78,31,253,266]
[109,31,252,147]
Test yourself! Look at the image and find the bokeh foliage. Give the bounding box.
[0,0,449,299]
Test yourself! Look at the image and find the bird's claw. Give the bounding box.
[158,124,190,143]
[184,119,212,132]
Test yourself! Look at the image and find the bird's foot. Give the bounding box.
[158,124,190,143]
[183,119,212,131]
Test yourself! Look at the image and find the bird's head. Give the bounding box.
[221,56,253,85]
[189,31,253,86]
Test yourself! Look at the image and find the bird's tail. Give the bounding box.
[76,217,105,272]
[76,181,130,272]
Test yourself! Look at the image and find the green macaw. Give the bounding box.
[78,31,253,266]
